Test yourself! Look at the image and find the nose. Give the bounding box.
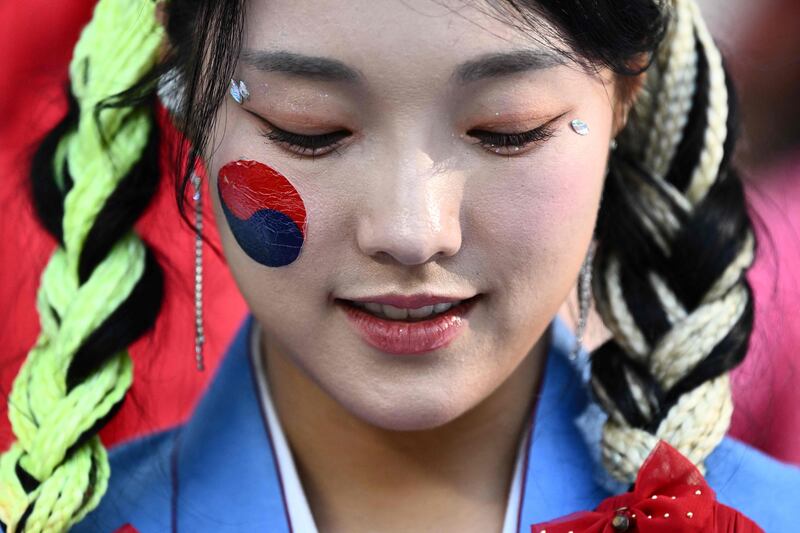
[356,148,462,265]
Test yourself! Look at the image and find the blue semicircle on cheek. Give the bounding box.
[221,202,304,267]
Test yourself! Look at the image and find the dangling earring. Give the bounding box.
[191,172,206,372]
[571,241,595,361]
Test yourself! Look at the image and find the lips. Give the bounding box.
[337,296,480,355]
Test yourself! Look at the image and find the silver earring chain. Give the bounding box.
[571,241,595,361]
[191,172,206,372]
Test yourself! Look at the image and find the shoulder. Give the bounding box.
[707,435,800,533]
[72,428,180,533]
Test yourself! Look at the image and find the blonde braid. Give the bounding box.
[591,0,755,484]
[0,1,163,531]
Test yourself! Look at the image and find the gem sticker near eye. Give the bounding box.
[570,119,590,136]
[229,78,250,104]
[218,160,307,267]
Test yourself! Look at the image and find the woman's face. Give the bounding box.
[205,0,618,430]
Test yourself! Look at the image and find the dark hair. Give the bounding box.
[12,0,754,528]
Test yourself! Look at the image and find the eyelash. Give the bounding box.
[258,123,351,158]
[467,123,557,155]
[257,115,560,158]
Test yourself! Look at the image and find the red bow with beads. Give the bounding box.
[531,441,763,533]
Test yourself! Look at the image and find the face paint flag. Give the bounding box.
[217,160,307,267]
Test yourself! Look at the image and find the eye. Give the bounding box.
[467,114,564,156]
[256,118,351,158]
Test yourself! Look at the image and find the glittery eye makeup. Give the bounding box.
[217,160,307,267]
[259,123,351,157]
[465,111,567,156]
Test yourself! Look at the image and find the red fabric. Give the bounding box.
[112,525,139,533]
[530,441,763,533]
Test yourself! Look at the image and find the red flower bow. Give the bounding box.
[531,441,763,533]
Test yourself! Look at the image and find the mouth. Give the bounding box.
[334,295,483,355]
[335,295,482,322]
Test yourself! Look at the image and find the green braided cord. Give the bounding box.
[0,1,163,531]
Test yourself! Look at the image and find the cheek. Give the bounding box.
[519,156,605,242]
[217,159,309,267]
[471,144,606,303]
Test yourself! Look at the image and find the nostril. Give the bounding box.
[356,210,462,266]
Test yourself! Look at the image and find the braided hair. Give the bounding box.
[1,0,245,529]
[0,0,755,530]
[0,1,164,531]
[589,0,754,484]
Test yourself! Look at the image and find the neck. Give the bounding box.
[263,331,549,533]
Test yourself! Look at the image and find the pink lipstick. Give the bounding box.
[337,296,480,355]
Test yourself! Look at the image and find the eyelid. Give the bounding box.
[240,106,565,159]
[248,111,352,158]
[467,112,566,155]
[471,111,567,134]
[242,106,343,134]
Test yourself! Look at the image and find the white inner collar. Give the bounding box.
[249,321,528,533]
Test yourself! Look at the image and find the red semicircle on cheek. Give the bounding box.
[217,160,307,238]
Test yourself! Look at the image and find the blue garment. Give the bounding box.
[74,317,800,533]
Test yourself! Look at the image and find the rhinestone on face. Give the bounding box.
[230,79,242,103]
[239,80,250,101]
[570,118,590,136]
[687,512,694,518]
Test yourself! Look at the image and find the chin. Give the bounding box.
[344,390,469,432]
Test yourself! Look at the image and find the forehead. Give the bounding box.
[242,0,564,83]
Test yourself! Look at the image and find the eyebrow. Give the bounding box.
[239,50,362,82]
[453,50,565,84]
[238,49,564,85]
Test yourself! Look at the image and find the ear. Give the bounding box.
[612,52,650,136]
[612,71,646,136]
